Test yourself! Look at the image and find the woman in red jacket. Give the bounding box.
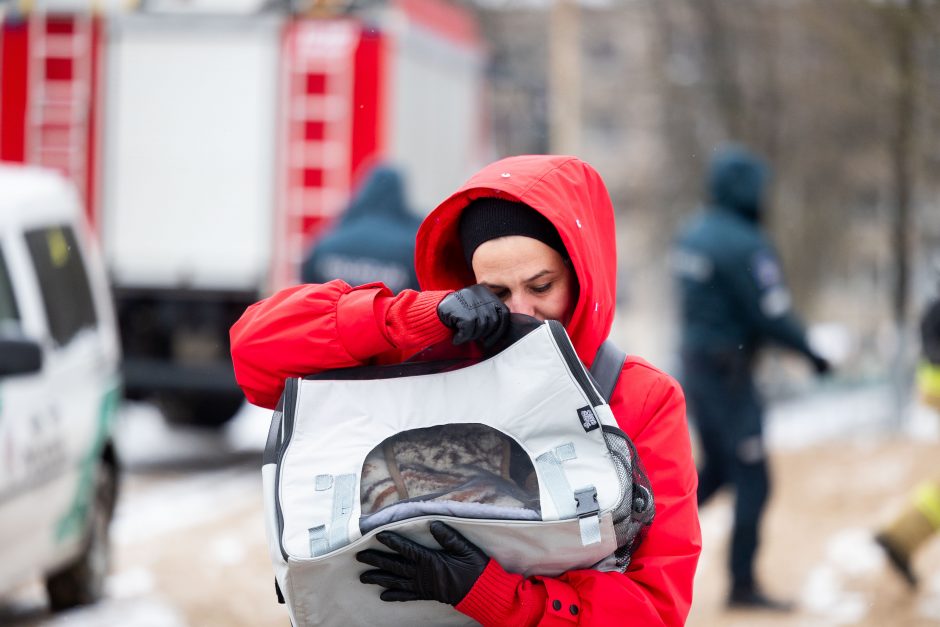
[231,155,701,625]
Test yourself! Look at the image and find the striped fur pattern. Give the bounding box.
[359,423,539,516]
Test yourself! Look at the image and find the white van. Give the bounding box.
[0,164,122,610]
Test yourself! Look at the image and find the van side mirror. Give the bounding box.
[0,337,43,377]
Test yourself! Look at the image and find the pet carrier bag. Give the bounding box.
[261,318,654,626]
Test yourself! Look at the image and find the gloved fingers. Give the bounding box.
[355,549,415,577]
[429,521,477,555]
[451,319,474,345]
[359,569,415,591]
[380,589,422,603]
[465,284,495,307]
[376,530,433,564]
[481,305,509,348]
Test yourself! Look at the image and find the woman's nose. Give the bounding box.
[507,295,536,317]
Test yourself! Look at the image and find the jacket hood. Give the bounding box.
[343,164,413,224]
[415,155,617,366]
[707,145,769,221]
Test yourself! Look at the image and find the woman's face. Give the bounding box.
[471,235,577,324]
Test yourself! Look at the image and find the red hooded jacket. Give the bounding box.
[231,155,701,625]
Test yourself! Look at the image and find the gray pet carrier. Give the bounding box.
[261,319,653,626]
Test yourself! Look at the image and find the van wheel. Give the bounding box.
[45,460,117,611]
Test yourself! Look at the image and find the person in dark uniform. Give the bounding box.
[672,145,830,610]
[302,163,422,293]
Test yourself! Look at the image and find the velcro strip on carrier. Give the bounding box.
[555,443,577,461]
[328,474,357,550]
[308,524,329,556]
[535,451,576,519]
[578,515,602,546]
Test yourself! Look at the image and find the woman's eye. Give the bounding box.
[531,283,552,294]
[493,289,510,300]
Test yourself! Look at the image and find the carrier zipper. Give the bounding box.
[547,320,603,406]
[275,377,300,560]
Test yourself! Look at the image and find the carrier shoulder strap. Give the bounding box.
[590,339,627,403]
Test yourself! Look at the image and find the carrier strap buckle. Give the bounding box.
[574,486,599,518]
[574,486,601,546]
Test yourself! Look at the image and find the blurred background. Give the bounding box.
[1,0,939,624]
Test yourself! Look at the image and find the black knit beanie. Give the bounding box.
[459,198,567,268]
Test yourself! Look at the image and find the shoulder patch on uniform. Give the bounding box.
[751,250,782,288]
[760,286,792,317]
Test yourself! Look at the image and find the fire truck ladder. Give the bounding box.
[26,8,94,198]
[283,22,357,281]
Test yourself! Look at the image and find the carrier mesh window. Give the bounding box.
[603,427,655,572]
[359,423,540,533]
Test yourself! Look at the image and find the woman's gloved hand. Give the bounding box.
[356,521,490,605]
[437,285,510,347]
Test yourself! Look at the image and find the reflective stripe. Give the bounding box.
[913,481,940,531]
[917,362,940,401]
[535,451,575,519]
[329,474,357,550]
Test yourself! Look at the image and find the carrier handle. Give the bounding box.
[262,399,283,466]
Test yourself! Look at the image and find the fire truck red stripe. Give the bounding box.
[350,25,383,189]
[0,20,29,162]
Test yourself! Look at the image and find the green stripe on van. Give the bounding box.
[55,378,122,543]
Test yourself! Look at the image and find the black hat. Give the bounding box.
[459,198,567,268]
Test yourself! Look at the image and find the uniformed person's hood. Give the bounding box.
[342,164,416,224]
[707,146,769,222]
[415,155,617,366]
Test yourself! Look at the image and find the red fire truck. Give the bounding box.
[0,0,487,426]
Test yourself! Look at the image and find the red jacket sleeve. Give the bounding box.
[229,280,451,409]
[456,360,701,626]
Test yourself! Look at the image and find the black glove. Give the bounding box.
[809,353,831,376]
[356,521,490,605]
[437,284,510,347]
